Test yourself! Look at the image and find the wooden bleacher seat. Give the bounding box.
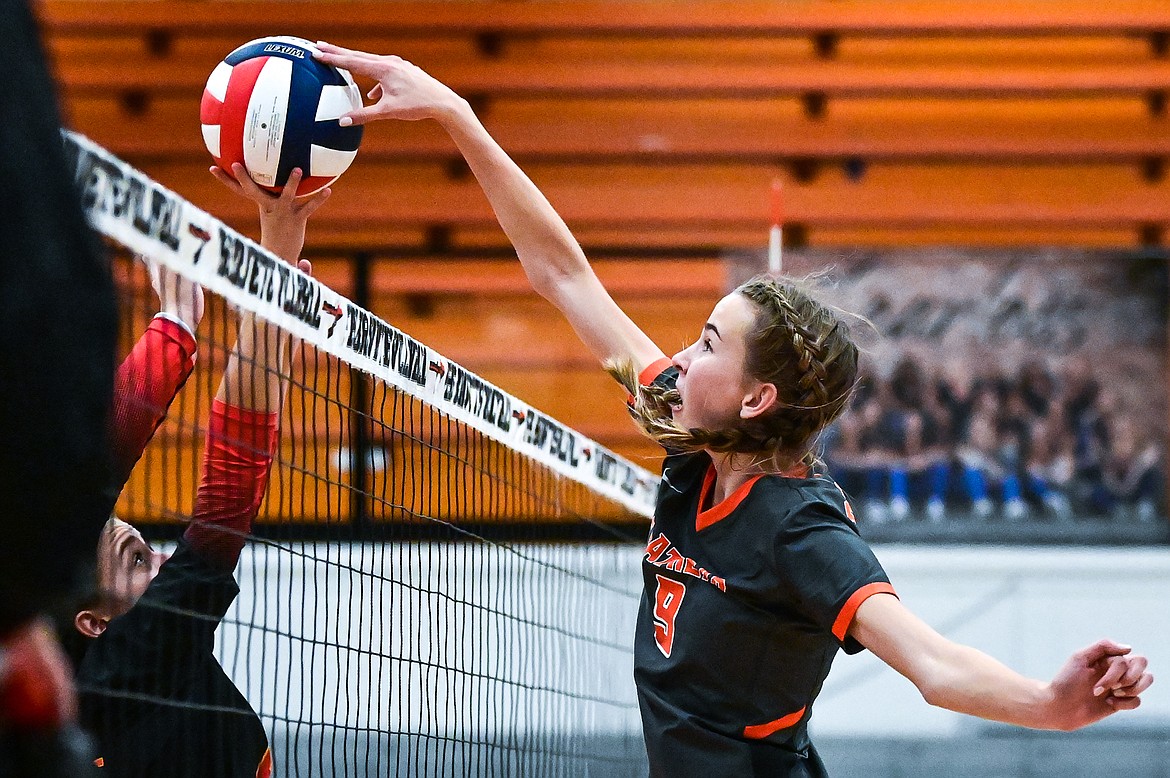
[40,0,1170,252]
[132,159,1170,240]
[35,1,1170,35]
[48,1,1170,525]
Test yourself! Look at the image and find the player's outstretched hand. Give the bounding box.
[147,257,204,334]
[312,43,465,126]
[210,165,329,262]
[1044,639,1153,730]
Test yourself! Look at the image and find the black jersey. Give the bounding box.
[78,540,271,777]
[634,366,895,777]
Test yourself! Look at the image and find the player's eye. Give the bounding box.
[133,552,145,567]
[701,338,713,353]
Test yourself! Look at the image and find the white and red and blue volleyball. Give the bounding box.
[200,36,363,196]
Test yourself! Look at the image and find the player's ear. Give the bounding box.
[740,382,779,420]
[74,609,109,639]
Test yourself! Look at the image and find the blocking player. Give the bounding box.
[73,168,329,777]
[313,44,1154,778]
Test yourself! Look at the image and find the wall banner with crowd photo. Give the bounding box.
[768,248,1168,544]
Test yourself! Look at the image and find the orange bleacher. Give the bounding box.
[44,0,1170,524]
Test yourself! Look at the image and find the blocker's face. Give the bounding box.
[95,517,169,618]
[669,292,758,432]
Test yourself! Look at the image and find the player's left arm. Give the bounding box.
[184,168,329,567]
[107,261,204,491]
[849,593,1153,730]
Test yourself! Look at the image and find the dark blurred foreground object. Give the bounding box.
[1,0,116,774]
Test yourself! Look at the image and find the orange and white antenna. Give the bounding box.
[768,178,783,275]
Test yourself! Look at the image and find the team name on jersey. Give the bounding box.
[644,533,726,592]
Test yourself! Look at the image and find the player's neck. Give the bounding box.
[707,452,768,504]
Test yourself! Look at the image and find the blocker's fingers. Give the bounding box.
[210,165,245,193]
[280,168,304,203]
[1112,667,1154,698]
[314,41,381,62]
[297,187,331,218]
[1106,695,1142,711]
[1093,656,1128,696]
[313,45,381,76]
[1116,656,1150,688]
[1075,639,1131,666]
[338,107,384,127]
[229,163,270,200]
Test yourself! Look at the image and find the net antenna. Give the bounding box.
[768,178,784,275]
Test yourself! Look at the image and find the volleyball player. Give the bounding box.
[314,45,1153,777]
[73,168,329,777]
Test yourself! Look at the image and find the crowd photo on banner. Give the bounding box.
[789,249,1169,528]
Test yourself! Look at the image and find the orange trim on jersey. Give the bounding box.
[256,748,273,778]
[695,466,764,531]
[695,463,809,532]
[638,357,675,387]
[831,582,898,641]
[742,706,807,739]
[832,482,857,522]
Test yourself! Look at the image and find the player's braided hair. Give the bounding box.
[609,277,858,470]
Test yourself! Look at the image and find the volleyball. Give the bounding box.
[200,36,363,196]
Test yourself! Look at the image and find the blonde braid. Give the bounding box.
[608,276,858,468]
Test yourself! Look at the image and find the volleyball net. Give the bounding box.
[69,132,655,776]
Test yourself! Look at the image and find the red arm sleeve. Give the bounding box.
[183,399,279,569]
[109,316,197,492]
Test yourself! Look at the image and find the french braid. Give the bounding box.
[610,277,858,469]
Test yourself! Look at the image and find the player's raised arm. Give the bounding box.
[312,43,667,378]
[107,261,203,492]
[187,167,329,567]
[849,592,1153,730]
[210,164,327,412]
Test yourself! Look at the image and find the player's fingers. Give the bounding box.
[313,44,382,76]
[297,258,313,276]
[1105,695,1142,711]
[1093,657,1128,696]
[368,83,383,101]
[209,165,245,194]
[338,106,387,127]
[229,163,270,201]
[314,40,365,57]
[297,187,331,218]
[1076,639,1131,666]
[1116,656,1149,688]
[1112,671,1155,698]
[1131,672,1155,696]
[280,168,304,204]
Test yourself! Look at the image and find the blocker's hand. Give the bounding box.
[1043,640,1154,730]
[313,43,466,126]
[147,257,204,334]
[210,165,328,263]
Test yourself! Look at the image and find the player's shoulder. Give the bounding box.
[755,473,859,531]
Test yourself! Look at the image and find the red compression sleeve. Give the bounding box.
[183,399,279,569]
[109,317,197,492]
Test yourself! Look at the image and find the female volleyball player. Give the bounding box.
[74,168,329,777]
[314,46,1154,777]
